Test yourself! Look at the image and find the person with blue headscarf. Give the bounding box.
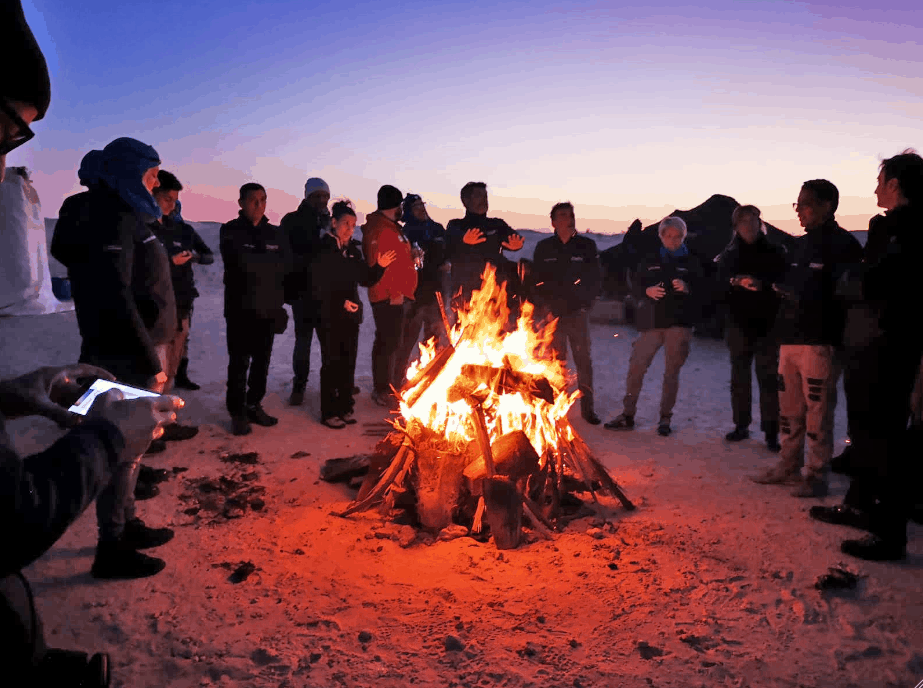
[50,137,178,580]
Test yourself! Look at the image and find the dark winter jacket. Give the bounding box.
[715,233,787,337]
[152,215,212,316]
[220,214,289,321]
[841,205,923,349]
[530,233,601,316]
[0,411,124,576]
[402,217,448,305]
[631,246,705,331]
[446,213,520,297]
[280,201,329,305]
[311,234,384,326]
[51,185,176,379]
[772,218,863,347]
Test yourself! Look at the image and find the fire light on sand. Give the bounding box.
[332,266,634,549]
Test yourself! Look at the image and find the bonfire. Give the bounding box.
[333,265,633,549]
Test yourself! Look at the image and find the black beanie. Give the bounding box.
[377,184,403,211]
[0,1,51,120]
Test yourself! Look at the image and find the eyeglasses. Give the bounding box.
[0,99,35,156]
[792,202,814,211]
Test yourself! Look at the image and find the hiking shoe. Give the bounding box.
[133,480,159,500]
[288,387,305,406]
[143,439,166,455]
[791,475,829,498]
[247,404,278,427]
[809,504,871,531]
[161,423,198,442]
[322,416,347,429]
[604,414,634,431]
[725,426,749,442]
[657,421,672,437]
[765,432,781,452]
[174,374,200,391]
[138,464,169,484]
[231,416,252,436]
[122,518,174,549]
[841,534,906,562]
[91,541,165,579]
[750,463,801,485]
[582,411,602,425]
[341,412,357,425]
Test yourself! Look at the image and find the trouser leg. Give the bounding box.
[291,299,315,388]
[0,573,46,683]
[660,326,692,422]
[318,324,338,421]
[778,345,807,471]
[726,323,755,429]
[563,310,595,416]
[622,329,665,417]
[371,301,407,394]
[337,322,360,416]
[245,318,276,408]
[800,345,835,478]
[396,300,428,377]
[754,334,780,433]
[225,315,250,417]
[96,455,141,541]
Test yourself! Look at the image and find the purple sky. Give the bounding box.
[11,0,922,232]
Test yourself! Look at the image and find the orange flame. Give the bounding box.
[399,265,577,458]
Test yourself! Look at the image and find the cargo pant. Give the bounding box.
[550,308,596,417]
[622,326,692,422]
[777,344,836,478]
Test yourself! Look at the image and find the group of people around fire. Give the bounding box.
[1,2,921,685]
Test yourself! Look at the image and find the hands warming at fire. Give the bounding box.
[502,233,524,251]
[646,284,667,300]
[344,299,360,313]
[731,275,760,291]
[463,228,486,245]
[377,250,397,267]
[172,250,194,266]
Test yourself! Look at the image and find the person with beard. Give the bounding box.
[810,151,923,560]
[715,205,787,451]
[281,177,330,406]
[312,201,396,427]
[396,193,449,371]
[361,185,417,407]
[750,179,863,498]
[530,202,602,425]
[446,181,525,308]
[220,183,290,436]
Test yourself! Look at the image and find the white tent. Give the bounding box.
[0,167,73,316]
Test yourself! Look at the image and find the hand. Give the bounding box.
[738,276,761,291]
[502,234,524,251]
[344,300,359,313]
[88,390,183,461]
[377,250,397,268]
[672,279,689,294]
[149,372,168,393]
[645,285,667,300]
[462,228,486,245]
[172,250,194,266]
[0,364,116,427]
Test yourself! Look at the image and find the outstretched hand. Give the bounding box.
[502,234,525,251]
[463,228,486,245]
[378,250,398,267]
[0,364,116,427]
[88,390,183,462]
[646,285,667,300]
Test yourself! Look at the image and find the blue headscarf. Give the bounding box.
[77,149,105,188]
[660,243,689,260]
[98,137,162,220]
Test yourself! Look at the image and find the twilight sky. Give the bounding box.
[12,0,923,233]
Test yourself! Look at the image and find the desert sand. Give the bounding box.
[1,223,920,688]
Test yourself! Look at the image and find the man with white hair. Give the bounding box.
[605,216,703,436]
[281,177,331,405]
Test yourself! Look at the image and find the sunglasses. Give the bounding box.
[0,99,36,156]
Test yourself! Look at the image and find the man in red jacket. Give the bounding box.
[362,185,417,407]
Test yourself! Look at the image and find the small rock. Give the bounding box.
[437,524,470,541]
[249,498,265,511]
[228,561,256,584]
[536,615,546,624]
[586,527,605,540]
[358,631,373,644]
[607,563,618,570]
[569,639,580,648]
[309,652,322,664]
[399,526,417,548]
[516,642,540,658]
[444,635,465,652]
[290,451,311,458]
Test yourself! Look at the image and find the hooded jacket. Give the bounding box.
[361,211,416,304]
[631,245,705,331]
[51,185,176,378]
[220,213,289,319]
[715,233,787,337]
[772,218,863,347]
[530,232,601,316]
[280,200,330,304]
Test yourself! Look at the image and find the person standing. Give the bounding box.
[751,180,863,498]
[531,202,602,424]
[361,185,417,407]
[810,151,923,560]
[396,193,449,370]
[220,183,289,436]
[715,205,787,450]
[281,177,330,406]
[604,216,703,437]
[312,201,395,427]
[446,181,525,307]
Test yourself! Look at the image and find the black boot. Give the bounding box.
[725,426,749,441]
[581,396,601,425]
[174,358,200,391]
[91,540,165,579]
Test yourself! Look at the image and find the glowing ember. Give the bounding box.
[399,265,578,459]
